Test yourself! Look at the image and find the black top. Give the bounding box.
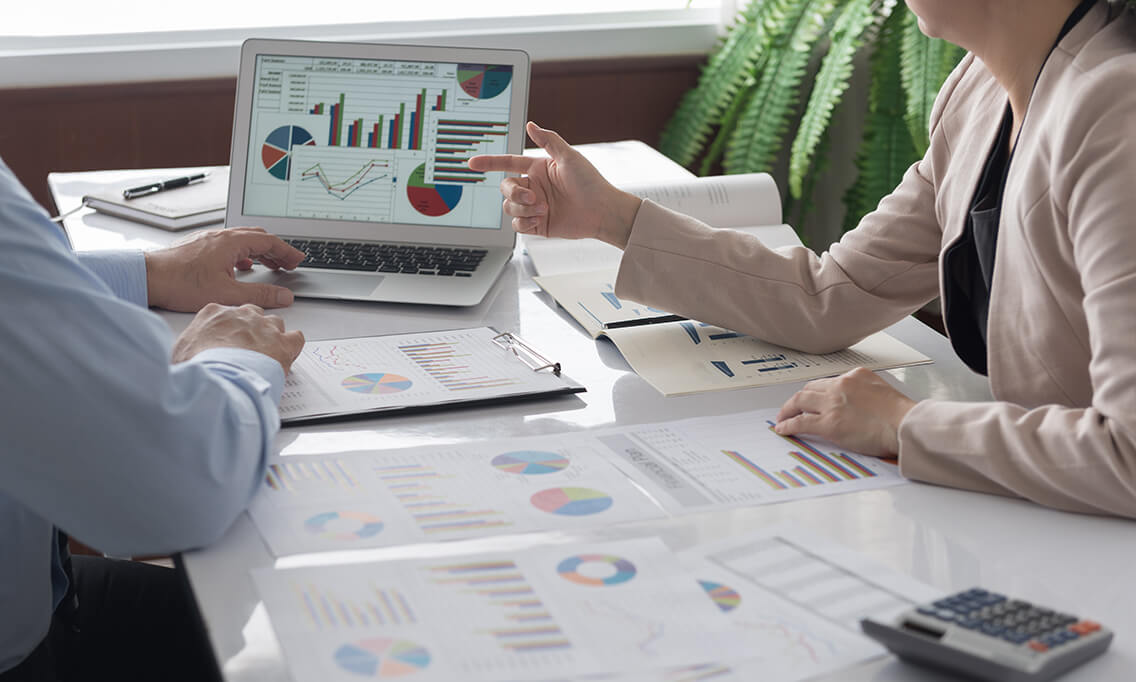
[940,0,1098,375]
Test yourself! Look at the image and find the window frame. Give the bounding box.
[0,6,729,88]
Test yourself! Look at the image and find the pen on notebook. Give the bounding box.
[122,172,209,200]
[602,314,687,330]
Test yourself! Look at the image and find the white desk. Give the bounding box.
[49,147,1136,682]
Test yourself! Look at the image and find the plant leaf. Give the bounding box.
[900,9,966,155]
[788,0,879,198]
[843,6,917,230]
[724,0,841,176]
[658,1,781,168]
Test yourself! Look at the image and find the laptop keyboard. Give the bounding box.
[284,239,487,277]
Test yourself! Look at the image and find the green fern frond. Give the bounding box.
[724,0,840,175]
[843,5,918,229]
[787,0,879,198]
[899,10,966,155]
[658,0,781,167]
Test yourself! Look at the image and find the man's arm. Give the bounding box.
[0,160,300,556]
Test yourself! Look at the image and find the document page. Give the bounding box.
[278,327,578,422]
[605,322,932,396]
[253,538,754,681]
[531,224,803,334]
[248,433,667,556]
[524,172,786,277]
[595,408,907,514]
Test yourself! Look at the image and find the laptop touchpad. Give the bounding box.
[239,269,382,298]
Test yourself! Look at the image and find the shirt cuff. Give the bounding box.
[190,348,286,404]
[75,250,148,307]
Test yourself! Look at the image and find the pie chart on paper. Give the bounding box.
[341,373,414,395]
[491,451,570,475]
[699,580,742,612]
[333,638,431,677]
[261,125,315,180]
[530,487,613,516]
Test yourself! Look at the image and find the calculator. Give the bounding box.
[861,588,1113,682]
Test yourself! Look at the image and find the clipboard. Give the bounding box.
[277,326,584,425]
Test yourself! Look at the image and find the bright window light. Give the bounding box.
[5,0,720,38]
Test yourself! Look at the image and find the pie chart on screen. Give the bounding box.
[333,638,430,677]
[406,164,461,217]
[457,64,512,99]
[262,125,315,180]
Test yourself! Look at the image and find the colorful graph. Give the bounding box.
[262,125,315,180]
[699,580,742,613]
[341,373,414,395]
[491,451,570,475]
[304,511,384,540]
[530,487,613,516]
[333,638,431,677]
[431,118,508,183]
[427,560,572,653]
[398,340,521,391]
[298,584,417,629]
[265,458,357,493]
[376,463,514,535]
[406,163,462,216]
[457,64,513,99]
[299,160,391,200]
[557,554,637,586]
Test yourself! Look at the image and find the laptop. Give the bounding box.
[227,39,530,306]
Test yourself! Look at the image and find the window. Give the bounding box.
[2,1,728,87]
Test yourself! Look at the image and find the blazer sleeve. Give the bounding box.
[898,67,1136,518]
[614,56,976,355]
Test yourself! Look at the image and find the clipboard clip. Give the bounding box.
[493,331,561,376]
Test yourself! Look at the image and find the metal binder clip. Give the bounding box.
[492,332,561,376]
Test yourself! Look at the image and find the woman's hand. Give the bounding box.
[468,122,642,247]
[774,367,918,457]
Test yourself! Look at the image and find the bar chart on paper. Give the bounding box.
[247,433,667,557]
[595,408,907,513]
[275,327,579,423]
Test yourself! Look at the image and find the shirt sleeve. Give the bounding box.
[614,58,976,355]
[75,250,148,307]
[0,158,283,557]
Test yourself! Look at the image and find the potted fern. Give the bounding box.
[660,0,965,234]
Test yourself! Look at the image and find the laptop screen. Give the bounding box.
[241,54,512,231]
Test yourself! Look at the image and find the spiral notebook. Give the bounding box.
[277,326,583,424]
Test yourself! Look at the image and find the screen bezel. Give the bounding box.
[227,38,529,248]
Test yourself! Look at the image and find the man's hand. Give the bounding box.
[468,122,642,248]
[171,303,305,371]
[774,367,918,457]
[144,227,305,312]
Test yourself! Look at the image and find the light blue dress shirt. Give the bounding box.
[0,159,284,673]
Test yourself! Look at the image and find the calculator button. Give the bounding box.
[1070,620,1101,635]
[1002,631,1031,644]
[1028,640,1049,653]
[917,605,938,617]
[933,609,957,621]
[957,618,983,630]
[980,623,1006,636]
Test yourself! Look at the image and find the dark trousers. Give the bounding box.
[0,556,220,682]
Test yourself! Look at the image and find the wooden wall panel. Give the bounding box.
[0,56,702,214]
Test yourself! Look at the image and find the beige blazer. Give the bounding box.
[615,1,1136,518]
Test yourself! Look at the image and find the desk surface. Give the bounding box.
[49,146,1136,682]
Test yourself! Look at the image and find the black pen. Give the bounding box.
[122,172,209,200]
[602,314,687,330]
